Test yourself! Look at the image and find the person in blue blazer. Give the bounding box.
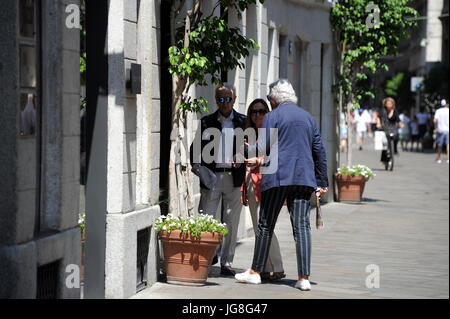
[235,79,329,291]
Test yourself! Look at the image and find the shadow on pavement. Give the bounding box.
[371,168,392,172]
[208,266,247,278]
[361,197,389,203]
[268,278,318,288]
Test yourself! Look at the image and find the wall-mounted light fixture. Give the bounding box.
[126,63,142,95]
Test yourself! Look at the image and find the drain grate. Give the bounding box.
[36,260,60,299]
[136,227,151,292]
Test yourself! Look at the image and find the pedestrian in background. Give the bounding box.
[235,79,328,292]
[353,108,371,151]
[416,107,429,152]
[376,97,403,162]
[370,108,379,137]
[398,109,411,152]
[241,98,286,282]
[409,115,420,152]
[434,99,449,164]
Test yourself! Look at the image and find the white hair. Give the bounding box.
[268,79,298,105]
[216,82,237,97]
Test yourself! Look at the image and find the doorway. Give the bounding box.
[158,0,173,216]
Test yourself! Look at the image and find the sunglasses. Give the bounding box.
[250,109,268,115]
[218,97,233,103]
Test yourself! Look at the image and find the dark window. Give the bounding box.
[279,35,288,79]
[20,0,35,38]
[19,0,42,236]
[20,45,37,88]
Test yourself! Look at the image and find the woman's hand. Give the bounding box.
[245,157,262,169]
[315,187,328,197]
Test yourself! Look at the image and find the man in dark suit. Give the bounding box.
[190,83,246,276]
[235,79,329,291]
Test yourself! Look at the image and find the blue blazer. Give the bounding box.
[258,102,329,192]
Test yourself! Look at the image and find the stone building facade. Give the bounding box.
[391,0,447,73]
[1,0,337,299]
[377,0,448,111]
[1,0,81,298]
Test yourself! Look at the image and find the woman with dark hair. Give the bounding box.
[241,98,286,282]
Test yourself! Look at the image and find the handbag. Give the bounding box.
[374,130,388,151]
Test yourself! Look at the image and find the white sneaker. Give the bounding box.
[447,160,449,164]
[437,159,442,164]
[235,270,261,284]
[295,279,311,291]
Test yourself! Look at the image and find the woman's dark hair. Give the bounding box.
[245,98,270,131]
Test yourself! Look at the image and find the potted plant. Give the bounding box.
[335,165,375,202]
[155,214,228,286]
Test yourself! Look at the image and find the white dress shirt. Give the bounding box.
[216,112,235,168]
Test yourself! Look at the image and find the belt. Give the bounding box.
[214,167,233,172]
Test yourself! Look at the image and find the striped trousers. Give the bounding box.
[251,185,314,277]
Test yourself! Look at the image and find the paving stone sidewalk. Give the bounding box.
[132,138,449,299]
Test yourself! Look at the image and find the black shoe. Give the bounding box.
[359,146,363,151]
[211,255,218,266]
[220,266,236,277]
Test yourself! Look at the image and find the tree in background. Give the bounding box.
[330,0,417,166]
[385,73,405,97]
[382,71,415,113]
[423,63,449,113]
[167,0,263,217]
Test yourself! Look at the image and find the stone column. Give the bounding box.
[84,0,161,299]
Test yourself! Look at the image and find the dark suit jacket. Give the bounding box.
[258,102,329,192]
[190,109,247,189]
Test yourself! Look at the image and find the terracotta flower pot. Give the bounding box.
[335,174,368,202]
[158,230,222,286]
